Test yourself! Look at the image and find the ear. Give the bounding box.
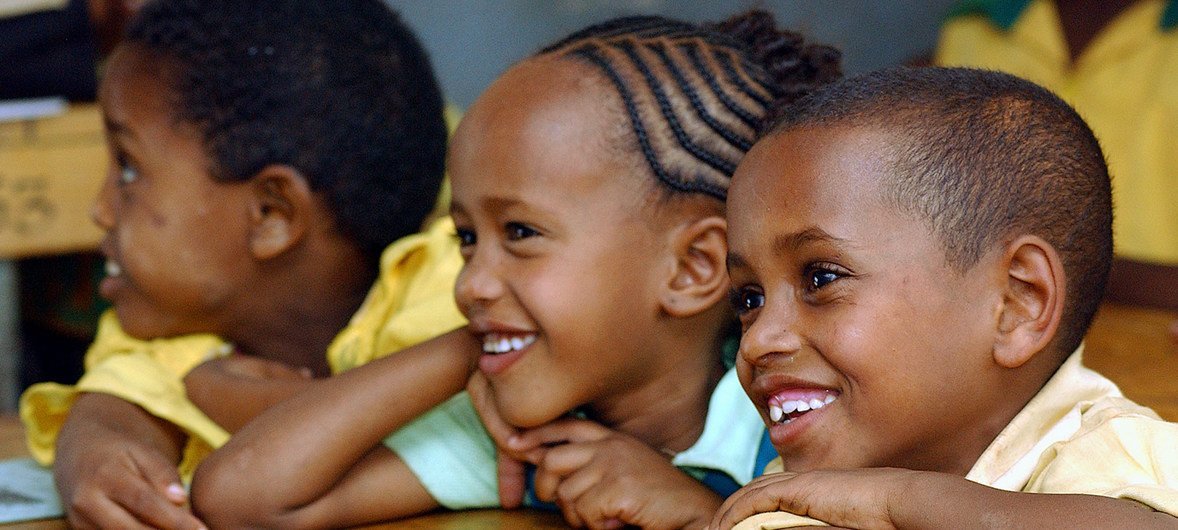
[993,235,1065,369]
[659,215,729,318]
[247,164,312,260]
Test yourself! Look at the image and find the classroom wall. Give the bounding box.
[390,0,959,108]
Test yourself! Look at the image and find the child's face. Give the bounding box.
[726,125,1005,475]
[94,46,255,339]
[449,57,672,428]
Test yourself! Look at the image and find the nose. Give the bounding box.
[454,246,507,314]
[738,295,804,367]
[91,166,118,230]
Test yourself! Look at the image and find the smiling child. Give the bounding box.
[715,66,1178,529]
[18,1,465,527]
[190,11,841,530]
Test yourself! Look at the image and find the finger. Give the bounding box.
[497,452,527,509]
[111,480,206,530]
[132,450,188,505]
[83,494,166,530]
[467,372,520,449]
[510,417,611,452]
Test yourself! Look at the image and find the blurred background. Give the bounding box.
[393,0,956,108]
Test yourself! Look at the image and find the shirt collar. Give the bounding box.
[951,0,1178,31]
[965,344,1123,489]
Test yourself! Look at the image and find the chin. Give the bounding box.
[497,398,562,429]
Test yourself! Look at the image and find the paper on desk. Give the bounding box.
[0,457,63,523]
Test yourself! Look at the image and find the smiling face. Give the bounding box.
[726,125,1010,475]
[93,45,255,339]
[449,57,676,428]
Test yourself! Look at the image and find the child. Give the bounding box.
[190,12,841,530]
[17,0,467,527]
[710,67,1178,529]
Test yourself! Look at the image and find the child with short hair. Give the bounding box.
[712,66,1178,529]
[190,11,840,530]
[18,0,466,527]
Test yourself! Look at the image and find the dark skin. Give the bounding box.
[54,43,374,530]
[1053,0,1178,342]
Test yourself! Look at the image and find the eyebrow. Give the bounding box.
[774,226,848,254]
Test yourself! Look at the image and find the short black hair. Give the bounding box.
[125,0,446,261]
[767,66,1112,355]
[540,10,841,202]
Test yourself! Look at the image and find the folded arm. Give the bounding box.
[190,327,480,529]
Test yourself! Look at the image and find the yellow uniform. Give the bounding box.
[19,217,465,479]
[936,0,1178,264]
[733,347,1178,528]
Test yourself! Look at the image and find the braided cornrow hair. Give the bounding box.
[540,10,841,201]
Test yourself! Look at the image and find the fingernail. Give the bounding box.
[167,483,187,499]
[507,435,522,448]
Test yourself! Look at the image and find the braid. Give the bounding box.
[540,10,841,201]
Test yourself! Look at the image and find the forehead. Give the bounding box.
[733,125,892,216]
[449,56,645,205]
[100,45,176,125]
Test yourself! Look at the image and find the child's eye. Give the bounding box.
[454,228,476,247]
[729,286,765,315]
[804,264,846,291]
[505,222,539,241]
[115,153,139,186]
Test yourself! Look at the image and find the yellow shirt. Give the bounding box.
[733,347,1178,528]
[18,217,465,479]
[935,0,1178,264]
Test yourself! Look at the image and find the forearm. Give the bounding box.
[186,375,312,433]
[191,327,477,526]
[56,392,185,472]
[891,473,1177,529]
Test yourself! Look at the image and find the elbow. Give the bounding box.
[191,452,321,530]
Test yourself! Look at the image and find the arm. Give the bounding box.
[54,393,205,530]
[710,468,1178,530]
[183,354,314,433]
[190,327,480,529]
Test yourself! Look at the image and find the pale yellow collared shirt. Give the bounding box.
[733,347,1178,528]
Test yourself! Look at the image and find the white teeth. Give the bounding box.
[481,333,536,354]
[105,260,121,277]
[770,394,839,424]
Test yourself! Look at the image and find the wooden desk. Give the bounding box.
[0,302,1174,528]
[0,416,566,529]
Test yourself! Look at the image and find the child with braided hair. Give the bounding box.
[191,10,839,529]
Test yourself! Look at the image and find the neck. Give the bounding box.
[226,247,376,376]
[1055,0,1140,62]
[587,311,730,455]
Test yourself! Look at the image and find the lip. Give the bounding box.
[748,374,840,450]
[468,318,537,376]
[98,239,126,301]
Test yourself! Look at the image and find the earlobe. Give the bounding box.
[248,165,311,260]
[661,216,729,318]
[993,235,1065,369]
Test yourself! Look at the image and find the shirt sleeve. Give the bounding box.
[18,311,229,476]
[1026,397,1178,515]
[382,392,499,509]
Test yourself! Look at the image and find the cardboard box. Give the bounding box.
[0,103,106,258]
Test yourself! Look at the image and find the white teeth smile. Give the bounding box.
[482,333,536,354]
[104,260,122,277]
[768,393,837,424]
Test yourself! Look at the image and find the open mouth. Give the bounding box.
[768,392,838,425]
[481,332,536,355]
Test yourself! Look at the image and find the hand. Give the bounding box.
[56,394,206,530]
[514,418,723,530]
[710,468,924,530]
[467,371,529,509]
[184,354,313,432]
